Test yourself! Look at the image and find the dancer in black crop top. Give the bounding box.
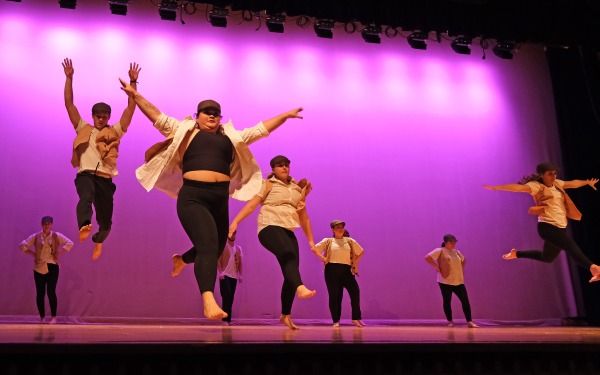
[182,130,233,176]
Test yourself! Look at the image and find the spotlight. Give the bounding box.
[58,0,76,8]
[109,0,129,16]
[314,19,334,39]
[361,24,381,44]
[7,0,22,2]
[209,6,228,27]
[493,40,515,59]
[266,13,286,33]
[407,31,428,50]
[158,1,177,21]
[451,36,472,55]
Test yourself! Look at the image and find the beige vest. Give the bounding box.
[32,233,60,274]
[529,183,582,221]
[71,125,120,169]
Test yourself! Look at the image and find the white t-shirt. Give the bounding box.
[76,119,124,177]
[427,247,465,286]
[526,179,567,228]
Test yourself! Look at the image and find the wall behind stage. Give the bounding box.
[0,0,577,322]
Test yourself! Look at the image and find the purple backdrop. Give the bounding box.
[0,0,575,322]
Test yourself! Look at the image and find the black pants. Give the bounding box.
[258,226,303,315]
[219,276,238,322]
[324,263,361,322]
[33,264,59,318]
[438,283,472,322]
[74,172,116,243]
[517,222,593,268]
[178,179,230,294]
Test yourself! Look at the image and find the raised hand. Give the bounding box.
[62,58,74,78]
[287,107,303,119]
[588,178,599,190]
[128,62,141,81]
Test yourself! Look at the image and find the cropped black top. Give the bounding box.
[182,130,233,176]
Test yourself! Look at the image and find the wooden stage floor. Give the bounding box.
[2,320,600,374]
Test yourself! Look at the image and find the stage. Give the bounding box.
[1,319,600,375]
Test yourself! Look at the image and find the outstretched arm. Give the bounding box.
[298,208,316,252]
[119,78,161,124]
[62,58,82,129]
[119,63,141,132]
[483,184,532,193]
[262,107,303,133]
[563,179,598,190]
[228,195,262,238]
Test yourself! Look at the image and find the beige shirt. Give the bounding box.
[256,177,303,233]
[526,179,568,228]
[427,247,465,286]
[76,119,124,177]
[315,237,364,266]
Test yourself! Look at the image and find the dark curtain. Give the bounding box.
[546,46,600,325]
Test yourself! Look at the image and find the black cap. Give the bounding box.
[443,234,457,243]
[92,102,111,115]
[536,162,560,175]
[197,99,221,114]
[41,216,53,224]
[270,155,291,168]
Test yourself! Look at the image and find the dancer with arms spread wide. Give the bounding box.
[484,162,600,283]
[120,79,303,319]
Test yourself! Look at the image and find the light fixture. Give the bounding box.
[266,13,286,33]
[7,0,22,2]
[407,31,428,50]
[314,19,334,39]
[209,6,229,27]
[109,0,129,16]
[361,24,381,44]
[58,0,76,8]
[451,36,472,55]
[493,40,515,59]
[158,1,177,21]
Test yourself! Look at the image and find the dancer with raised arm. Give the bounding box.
[484,162,600,283]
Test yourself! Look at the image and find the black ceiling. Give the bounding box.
[198,0,600,48]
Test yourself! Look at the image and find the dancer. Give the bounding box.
[425,234,478,328]
[228,155,316,330]
[313,220,365,328]
[483,162,600,283]
[19,216,74,324]
[120,80,304,320]
[217,231,243,325]
[63,58,141,260]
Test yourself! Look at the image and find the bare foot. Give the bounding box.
[296,285,316,299]
[49,317,57,325]
[202,292,228,320]
[468,321,479,328]
[333,322,340,328]
[92,243,102,260]
[79,224,92,242]
[502,248,517,260]
[352,320,365,328]
[447,321,454,327]
[172,254,185,277]
[589,275,600,283]
[280,315,299,330]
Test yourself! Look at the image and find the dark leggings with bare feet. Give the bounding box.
[517,222,593,268]
[177,179,230,294]
[438,283,472,322]
[258,225,303,315]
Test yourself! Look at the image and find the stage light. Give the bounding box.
[361,24,381,44]
[7,0,22,2]
[451,36,472,55]
[158,1,177,21]
[108,0,129,16]
[208,6,229,27]
[407,31,428,50]
[493,40,515,59]
[266,13,286,33]
[58,0,76,8]
[314,19,334,39]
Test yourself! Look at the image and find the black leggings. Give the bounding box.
[324,263,361,322]
[219,276,238,323]
[74,172,116,243]
[517,222,593,268]
[258,226,303,315]
[177,179,230,294]
[438,283,472,322]
[33,264,59,318]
